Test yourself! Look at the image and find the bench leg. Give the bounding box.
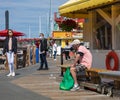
[60,67,67,77]
[61,70,63,76]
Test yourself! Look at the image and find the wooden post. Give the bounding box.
[26,46,31,66]
[23,49,27,67]
[88,11,96,49]
[111,5,120,49]
[14,54,17,69]
[32,46,36,64]
[114,81,120,89]
[112,5,117,50]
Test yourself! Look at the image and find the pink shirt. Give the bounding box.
[78,46,92,69]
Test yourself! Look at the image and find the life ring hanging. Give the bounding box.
[106,51,119,71]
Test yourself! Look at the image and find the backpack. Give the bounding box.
[59,67,74,91]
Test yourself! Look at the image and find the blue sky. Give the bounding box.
[0,0,67,38]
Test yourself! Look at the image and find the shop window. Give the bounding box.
[94,24,112,50]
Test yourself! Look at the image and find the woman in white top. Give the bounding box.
[52,40,57,60]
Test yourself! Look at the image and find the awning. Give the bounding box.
[59,0,120,18]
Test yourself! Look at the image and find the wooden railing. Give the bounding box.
[0,45,37,70]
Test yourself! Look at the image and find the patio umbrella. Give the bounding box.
[0,29,25,37]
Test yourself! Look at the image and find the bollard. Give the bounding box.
[61,48,63,65]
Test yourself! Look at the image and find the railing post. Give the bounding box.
[60,48,64,76]
[61,48,63,65]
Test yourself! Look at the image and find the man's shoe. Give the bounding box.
[70,85,80,91]
[44,67,49,70]
[37,68,43,70]
[7,73,12,77]
[12,72,15,76]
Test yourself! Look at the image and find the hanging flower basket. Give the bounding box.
[59,19,77,32]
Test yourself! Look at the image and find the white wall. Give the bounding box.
[91,50,120,70]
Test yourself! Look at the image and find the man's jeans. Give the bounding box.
[40,53,48,68]
[53,51,57,59]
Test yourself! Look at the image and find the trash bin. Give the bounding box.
[36,48,39,63]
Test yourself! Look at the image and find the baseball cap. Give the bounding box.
[71,39,80,46]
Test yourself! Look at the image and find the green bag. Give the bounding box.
[59,67,74,90]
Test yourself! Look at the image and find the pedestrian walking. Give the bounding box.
[64,42,70,60]
[37,33,48,70]
[3,29,17,77]
[48,41,53,58]
[52,40,57,61]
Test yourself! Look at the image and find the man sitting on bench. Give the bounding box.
[70,39,92,91]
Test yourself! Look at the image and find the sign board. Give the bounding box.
[72,32,83,39]
[52,31,72,38]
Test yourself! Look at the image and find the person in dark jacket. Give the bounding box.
[37,33,48,70]
[3,29,17,77]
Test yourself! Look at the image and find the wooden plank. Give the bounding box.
[86,68,110,84]
[57,64,70,67]
[11,72,113,100]
[99,71,120,89]
[98,71,120,81]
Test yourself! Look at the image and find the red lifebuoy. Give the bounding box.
[106,51,119,71]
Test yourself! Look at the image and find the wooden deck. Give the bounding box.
[11,57,119,100]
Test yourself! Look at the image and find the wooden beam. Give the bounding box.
[61,13,88,18]
[95,20,107,29]
[88,11,96,49]
[96,9,112,25]
[111,5,119,50]
[115,14,120,26]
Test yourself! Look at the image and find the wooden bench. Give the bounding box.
[98,71,120,89]
[58,63,110,82]
[58,59,112,84]
[58,67,120,96]
[79,68,111,94]
[86,68,110,84]
[79,68,120,96]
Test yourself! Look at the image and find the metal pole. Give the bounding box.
[48,0,52,37]
[61,48,63,65]
[39,16,41,33]
[5,10,9,29]
[46,13,49,37]
[28,25,31,38]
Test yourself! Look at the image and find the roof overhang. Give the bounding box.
[59,0,120,18]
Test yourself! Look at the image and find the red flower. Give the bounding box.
[60,19,77,32]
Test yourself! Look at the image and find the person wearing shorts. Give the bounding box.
[70,39,92,91]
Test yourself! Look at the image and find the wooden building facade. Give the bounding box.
[59,0,120,70]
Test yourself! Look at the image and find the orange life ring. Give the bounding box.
[106,51,119,71]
